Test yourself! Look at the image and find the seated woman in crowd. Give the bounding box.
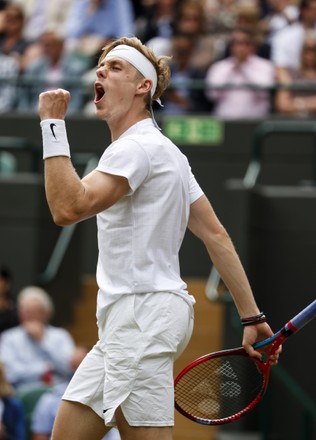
[275,34,316,116]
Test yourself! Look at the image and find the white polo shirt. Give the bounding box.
[271,23,308,69]
[95,119,203,315]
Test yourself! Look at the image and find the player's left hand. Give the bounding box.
[242,322,282,365]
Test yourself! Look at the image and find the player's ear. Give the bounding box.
[136,78,152,97]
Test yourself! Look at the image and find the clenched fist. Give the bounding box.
[38,88,71,121]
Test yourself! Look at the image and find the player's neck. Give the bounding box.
[109,110,150,141]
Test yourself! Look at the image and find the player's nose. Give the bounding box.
[96,65,108,79]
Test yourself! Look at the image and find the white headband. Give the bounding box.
[104,44,157,98]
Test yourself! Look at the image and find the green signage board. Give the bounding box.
[162,116,224,145]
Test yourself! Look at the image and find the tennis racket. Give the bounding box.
[174,299,316,425]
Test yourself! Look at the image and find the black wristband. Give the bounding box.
[240,312,267,326]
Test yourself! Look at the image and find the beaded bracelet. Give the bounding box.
[240,311,267,326]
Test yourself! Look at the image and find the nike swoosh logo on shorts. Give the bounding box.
[50,123,57,140]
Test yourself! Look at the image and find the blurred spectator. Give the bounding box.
[0,53,19,113]
[204,0,239,55]
[173,0,216,69]
[137,0,177,44]
[205,27,275,119]
[205,1,263,56]
[162,32,212,114]
[0,1,8,32]
[220,0,271,59]
[31,345,120,440]
[205,0,238,33]
[0,266,18,334]
[147,0,216,69]
[11,0,73,42]
[0,4,30,71]
[0,362,25,440]
[271,0,316,70]
[259,0,300,46]
[18,31,89,114]
[65,0,135,57]
[235,4,261,33]
[0,286,75,391]
[275,35,316,115]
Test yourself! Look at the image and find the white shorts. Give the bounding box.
[63,292,194,427]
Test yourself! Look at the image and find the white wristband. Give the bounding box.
[41,119,71,160]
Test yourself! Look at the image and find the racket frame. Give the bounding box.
[175,299,316,425]
[174,347,270,425]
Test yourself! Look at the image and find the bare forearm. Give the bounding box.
[44,157,86,225]
[276,92,316,115]
[189,196,260,317]
[189,196,279,360]
[205,233,259,317]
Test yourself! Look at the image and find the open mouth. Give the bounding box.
[94,82,106,103]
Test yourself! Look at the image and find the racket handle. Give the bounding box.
[253,299,316,350]
[290,299,316,331]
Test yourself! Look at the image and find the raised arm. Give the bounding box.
[38,89,130,226]
[188,195,280,362]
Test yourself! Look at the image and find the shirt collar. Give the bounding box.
[118,118,155,139]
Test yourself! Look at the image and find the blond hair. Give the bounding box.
[99,36,171,104]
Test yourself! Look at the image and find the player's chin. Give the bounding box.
[94,106,107,120]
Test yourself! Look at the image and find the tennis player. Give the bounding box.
[38,36,280,440]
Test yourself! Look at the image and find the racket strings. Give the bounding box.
[175,355,265,423]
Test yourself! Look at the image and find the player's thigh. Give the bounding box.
[52,400,109,440]
[115,407,173,440]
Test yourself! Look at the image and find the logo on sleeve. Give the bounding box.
[50,123,57,140]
